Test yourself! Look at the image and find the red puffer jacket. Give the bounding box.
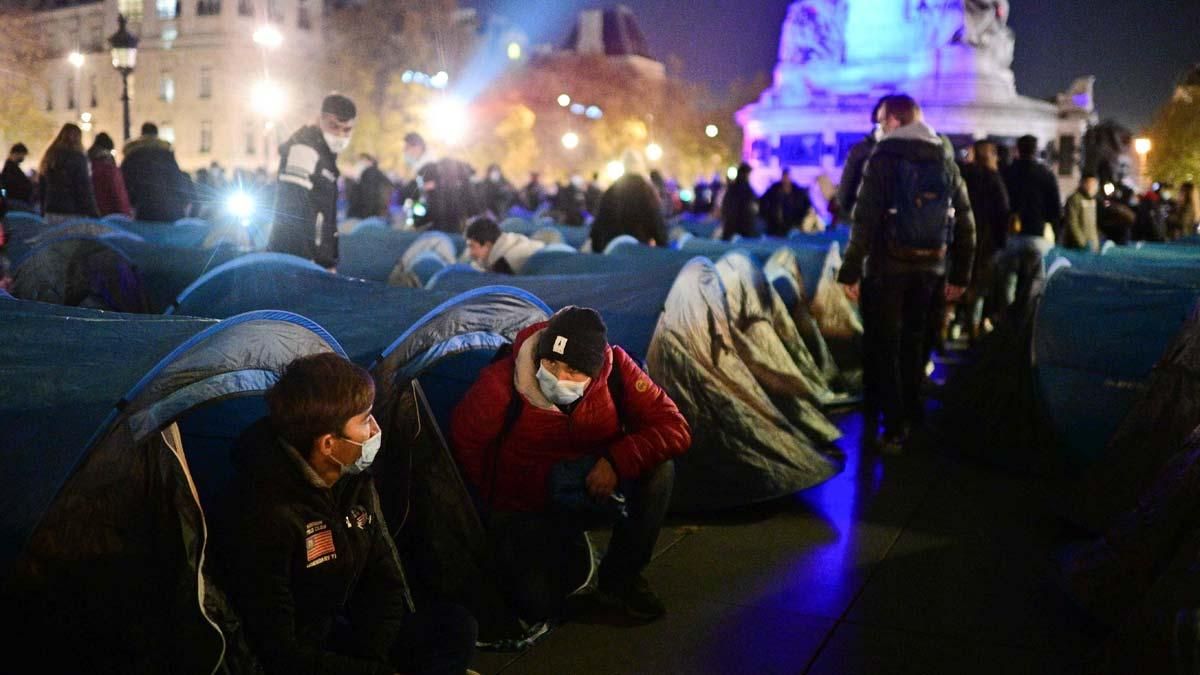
[450,322,691,512]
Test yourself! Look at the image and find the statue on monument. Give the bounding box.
[778,0,847,66]
[957,0,1014,71]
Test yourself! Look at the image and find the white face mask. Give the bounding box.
[324,132,351,155]
[333,417,381,475]
[536,364,589,406]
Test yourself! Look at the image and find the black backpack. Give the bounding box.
[886,154,956,259]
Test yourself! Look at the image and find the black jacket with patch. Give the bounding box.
[220,418,408,675]
[269,125,340,268]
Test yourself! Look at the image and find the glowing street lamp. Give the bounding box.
[561,131,579,150]
[428,95,469,145]
[557,94,571,108]
[605,160,625,181]
[705,124,719,138]
[506,42,522,61]
[68,51,85,68]
[430,71,449,89]
[645,142,663,162]
[726,165,738,181]
[252,25,283,49]
[250,79,285,119]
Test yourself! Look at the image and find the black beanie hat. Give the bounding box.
[536,306,608,378]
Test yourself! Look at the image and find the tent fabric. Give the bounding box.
[388,232,459,287]
[11,236,151,313]
[764,247,841,388]
[339,228,423,281]
[645,258,843,510]
[1033,269,1200,467]
[1066,305,1200,532]
[113,238,244,313]
[1046,248,1200,287]
[2,300,343,673]
[172,253,551,370]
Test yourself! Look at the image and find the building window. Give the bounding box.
[267,0,283,22]
[200,120,213,153]
[199,66,212,99]
[298,0,311,30]
[245,121,257,155]
[238,0,252,16]
[197,0,221,16]
[118,0,143,21]
[159,71,175,102]
[157,0,180,19]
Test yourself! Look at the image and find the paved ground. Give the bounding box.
[469,407,1104,674]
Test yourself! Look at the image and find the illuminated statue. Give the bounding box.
[778,0,847,66]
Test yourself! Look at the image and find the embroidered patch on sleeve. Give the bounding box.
[304,521,337,568]
[635,379,650,393]
[346,505,373,530]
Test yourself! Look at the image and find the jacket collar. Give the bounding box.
[882,120,942,145]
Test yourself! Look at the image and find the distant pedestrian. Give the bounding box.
[121,122,190,222]
[960,140,1010,334]
[720,163,758,240]
[346,153,394,220]
[87,133,132,217]
[1002,135,1061,240]
[1,143,34,210]
[759,168,812,237]
[1061,172,1101,252]
[589,173,667,252]
[39,123,99,224]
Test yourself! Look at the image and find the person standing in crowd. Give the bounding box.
[121,122,189,222]
[1170,181,1199,238]
[838,94,975,453]
[589,173,668,252]
[38,123,99,224]
[480,163,516,219]
[402,132,478,234]
[1003,135,1061,240]
[87,133,132,218]
[521,172,546,213]
[554,173,587,226]
[268,94,356,271]
[720,162,758,240]
[584,172,603,216]
[1061,172,1101,252]
[219,353,478,675]
[1,143,34,210]
[464,217,544,274]
[759,168,812,237]
[450,307,690,623]
[835,98,886,227]
[960,140,1010,336]
[346,153,394,220]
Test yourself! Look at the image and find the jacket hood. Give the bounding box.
[877,121,949,161]
[486,232,544,270]
[511,322,612,411]
[122,135,173,157]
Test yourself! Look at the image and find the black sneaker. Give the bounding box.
[598,575,666,622]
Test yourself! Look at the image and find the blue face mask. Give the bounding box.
[334,415,381,475]
[536,364,589,406]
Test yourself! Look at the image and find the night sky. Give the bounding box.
[465,0,1199,131]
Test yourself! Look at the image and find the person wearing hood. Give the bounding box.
[87,132,132,217]
[465,217,543,274]
[120,122,189,222]
[838,94,975,453]
[219,353,477,675]
[450,307,691,623]
[589,173,668,252]
[268,94,356,271]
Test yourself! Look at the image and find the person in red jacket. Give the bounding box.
[451,306,690,623]
[88,133,132,217]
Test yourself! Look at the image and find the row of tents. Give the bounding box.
[1,209,863,670]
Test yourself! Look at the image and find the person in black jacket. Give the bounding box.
[39,123,99,223]
[120,122,190,222]
[835,98,887,227]
[1002,135,1061,239]
[589,173,667,252]
[220,352,477,675]
[961,140,1010,336]
[347,154,394,220]
[759,168,812,237]
[720,163,758,240]
[269,94,355,271]
[838,95,975,453]
[1,143,34,210]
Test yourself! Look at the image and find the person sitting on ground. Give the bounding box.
[465,217,544,275]
[450,307,691,623]
[220,353,478,675]
[1061,171,1101,252]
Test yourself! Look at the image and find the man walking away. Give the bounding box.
[268,93,356,271]
[838,94,975,453]
[121,122,190,222]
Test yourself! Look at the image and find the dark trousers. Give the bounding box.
[386,602,478,675]
[491,460,675,621]
[864,272,941,437]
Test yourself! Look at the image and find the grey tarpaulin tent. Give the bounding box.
[1,296,344,673]
[10,235,151,312]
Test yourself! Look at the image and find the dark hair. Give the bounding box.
[1080,170,1098,181]
[880,94,920,126]
[404,132,425,149]
[92,132,114,152]
[465,216,501,245]
[266,353,375,452]
[141,122,158,136]
[40,123,84,174]
[590,173,667,251]
[10,143,27,155]
[321,93,357,121]
[1016,135,1038,159]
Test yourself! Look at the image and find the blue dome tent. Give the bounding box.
[1,297,344,673]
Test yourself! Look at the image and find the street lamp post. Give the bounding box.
[108,15,139,142]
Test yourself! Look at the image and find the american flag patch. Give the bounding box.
[305,523,337,568]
